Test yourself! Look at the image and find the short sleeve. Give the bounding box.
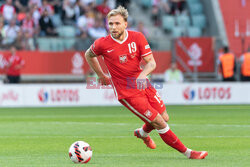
[137,32,152,57]
[90,38,104,56]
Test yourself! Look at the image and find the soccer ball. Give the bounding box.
[69,141,92,164]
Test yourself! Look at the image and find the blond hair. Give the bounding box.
[107,6,129,22]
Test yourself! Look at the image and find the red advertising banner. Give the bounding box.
[175,37,215,72]
[0,51,171,75]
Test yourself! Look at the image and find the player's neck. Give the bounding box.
[115,30,127,42]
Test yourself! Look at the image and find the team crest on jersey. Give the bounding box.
[119,55,127,63]
[144,110,152,118]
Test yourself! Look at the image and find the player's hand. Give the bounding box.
[98,74,111,85]
[136,74,148,90]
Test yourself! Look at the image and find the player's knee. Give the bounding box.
[164,114,169,122]
[151,114,167,130]
[161,111,169,122]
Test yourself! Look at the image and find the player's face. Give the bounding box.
[108,15,127,40]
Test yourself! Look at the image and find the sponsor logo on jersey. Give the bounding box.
[130,54,136,59]
[119,55,127,63]
[107,49,114,53]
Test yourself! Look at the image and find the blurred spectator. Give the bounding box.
[107,0,116,9]
[136,21,149,38]
[22,12,37,36]
[240,47,250,81]
[153,0,170,13]
[13,31,24,50]
[39,0,54,16]
[47,0,62,14]
[39,9,57,36]
[83,7,95,28]
[116,0,130,10]
[164,62,184,83]
[14,0,29,13]
[88,17,107,40]
[62,0,80,25]
[0,0,16,23]
[218,46,236,81]
[169,0,187,15]
[96,0,111,18]
[17,8,26,22]
[0,19,4,47]
[30,4,41,26]
[80,0,95,7]
[74,32,92,51]
[151,4,161,26]
[29,0,42,8]
[2,18,20,48]
[77,10,88,35]
[21,31,36,50]
[5,46,25,84]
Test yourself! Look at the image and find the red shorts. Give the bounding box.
[119,86,166,123]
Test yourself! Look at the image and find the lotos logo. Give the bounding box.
[38,88,79,103]
[38,89,49,102]
[183,86,231,101]
[183,87,195,100]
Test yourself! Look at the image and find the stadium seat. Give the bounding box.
[187,0,200,5]
[187,26,202,37]
[50,38,64,51]
[172,26,185,38]
[51,14,62,27]
[63,38,76,50]
[96,0,103,5]
[162,15,175,32]
[37,38,51,51]
[140,0,152,9]
[192,14,206,29]
[189,3,203,15]
[176,15,190,27]
[57,26,76,38]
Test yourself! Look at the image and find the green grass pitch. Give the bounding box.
[0,105,249,167]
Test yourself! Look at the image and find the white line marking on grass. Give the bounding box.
[0,115,134,118]
[171,124,250,128]
[44,122,250,128]
[0,135,250,139]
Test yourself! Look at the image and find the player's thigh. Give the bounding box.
[145,87,166,115]
[119,95,159,124]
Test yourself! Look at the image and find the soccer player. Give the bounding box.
[85,6,208,159]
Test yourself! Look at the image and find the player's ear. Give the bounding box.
[124,21,127,29]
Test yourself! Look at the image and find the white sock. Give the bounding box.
[183,148,192,158]
[139,128,149,137]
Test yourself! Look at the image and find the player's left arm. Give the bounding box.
[137,54,156,90]
[138,54,156,79]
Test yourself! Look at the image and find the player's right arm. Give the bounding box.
[85,48,110,85]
